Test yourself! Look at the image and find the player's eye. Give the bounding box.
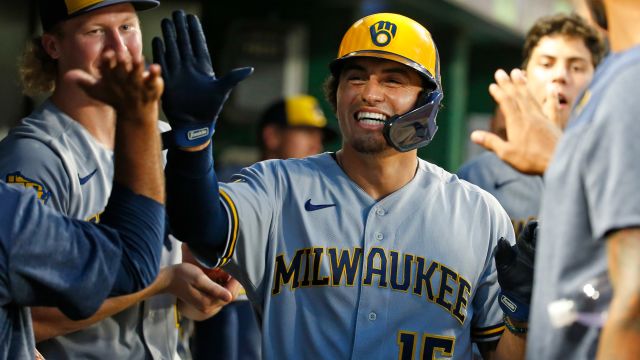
[345,72,366,83]
[121,23,136,32]
[539,61,552,68]
[86,28,104,35]
[383,77,404,86]
[570,62,587,73]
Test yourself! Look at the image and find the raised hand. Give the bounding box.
[152,10,253,148]
[67,50,163,120]
[471,69,562,175]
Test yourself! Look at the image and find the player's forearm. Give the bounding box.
[100,184,165,295]
[165,142,229,258]
[33,266,174,342]
[596,228,640,359]
[597,299,640,359]
[492,327,526,360]
[113,107,165,203]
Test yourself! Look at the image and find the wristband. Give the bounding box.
[503,315,528,334]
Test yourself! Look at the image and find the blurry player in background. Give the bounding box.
[257,95,337,160]
[472,0,640,357]
[458,13,604,235]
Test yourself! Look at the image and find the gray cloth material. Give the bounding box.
[457,151,543,235]
[215,154,515,359]
[0,100,180,360]
[528,45,640,359]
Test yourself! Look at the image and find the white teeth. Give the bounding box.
[357,112,387,122]
[360,119,383,126]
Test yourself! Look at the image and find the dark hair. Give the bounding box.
[323,74,339,113]
[522,13,605,68]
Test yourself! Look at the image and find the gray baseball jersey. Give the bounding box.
[0,100,180,360]
[457,152,543,236]
[528,46,640,359]
[214,154,514,359]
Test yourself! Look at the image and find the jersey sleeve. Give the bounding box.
[583,66,640,240]
[0,182,165,320]
[0,183,122,320]
[0,137,71,213]
[218,161,278,301]
[470,195,514,343]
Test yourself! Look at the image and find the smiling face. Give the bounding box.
[43,3,142,81]
[525,34,595,128]
[336,57,423,154]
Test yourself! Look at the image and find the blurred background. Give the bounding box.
[0,0,589,172]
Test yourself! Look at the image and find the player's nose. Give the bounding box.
[361,78,385,105]
[552,64,569,84]
[104,29,129,55]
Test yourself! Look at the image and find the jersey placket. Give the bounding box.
[350,203,392,359]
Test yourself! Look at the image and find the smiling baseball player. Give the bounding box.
[0,40,166,360]
[157,11,529,359]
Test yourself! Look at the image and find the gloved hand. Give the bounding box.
[495,220,538,322]
[152,10,253,148]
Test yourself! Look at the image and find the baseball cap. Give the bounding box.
[259,95,338,142]
[39,0,160,32]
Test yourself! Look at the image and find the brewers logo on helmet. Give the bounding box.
[330,13,444,152]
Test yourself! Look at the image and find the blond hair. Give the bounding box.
[19,33,59,96]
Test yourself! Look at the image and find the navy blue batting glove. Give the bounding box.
[495,220,538,322]
[152,10,253,148]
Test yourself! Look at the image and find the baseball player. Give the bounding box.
[458,13,605,235]
[256,95,338,160]
[1,46,165,359]
[0,1,238,358]
[472,0,640,358]
[156,11,531,359]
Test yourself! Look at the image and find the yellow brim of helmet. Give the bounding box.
[329,50,439,89]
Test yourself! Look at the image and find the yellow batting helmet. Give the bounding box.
[330,13,444,152]
[330,12,441,90]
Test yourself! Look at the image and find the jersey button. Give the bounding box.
[375,208,385,216]
[368,312,377,321]
[375,232,384,241]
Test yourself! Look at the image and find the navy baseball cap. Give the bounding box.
[39,0,160,32]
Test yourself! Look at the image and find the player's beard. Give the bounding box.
[351,132,389,154]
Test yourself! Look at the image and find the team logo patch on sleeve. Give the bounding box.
[6,171,52,203]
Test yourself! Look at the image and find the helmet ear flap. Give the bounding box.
[383,88,443,152]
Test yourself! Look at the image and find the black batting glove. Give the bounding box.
[152,10,253,148]
[495,220,538,322]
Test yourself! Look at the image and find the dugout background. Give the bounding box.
[0,0,577,172]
